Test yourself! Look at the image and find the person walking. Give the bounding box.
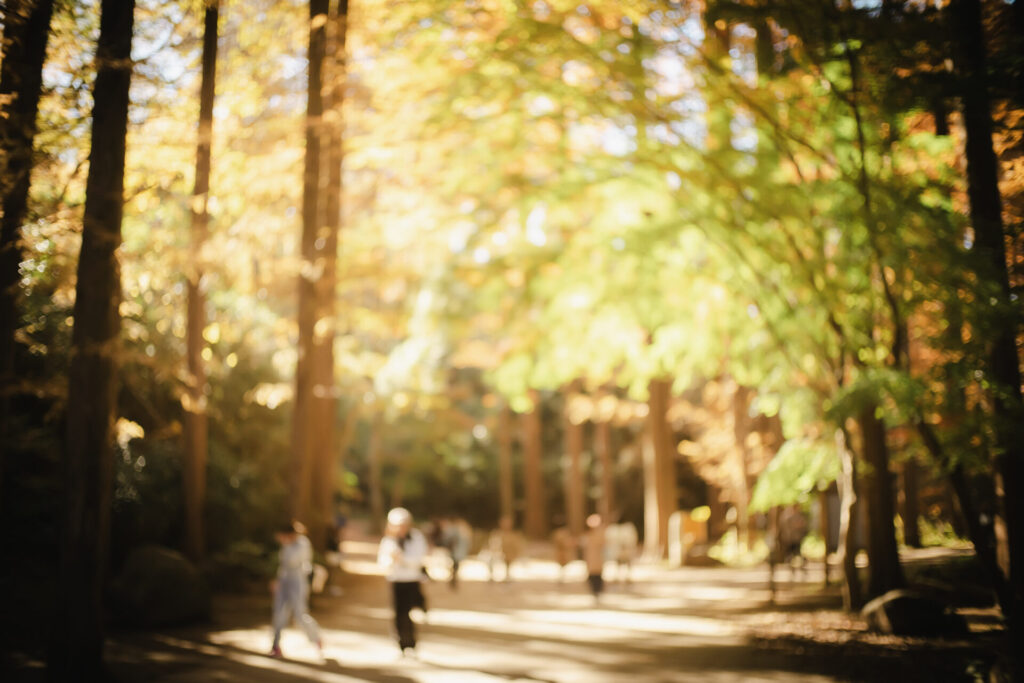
[269,520,323,659]
[583,514,607,601]
[378,507,428,657]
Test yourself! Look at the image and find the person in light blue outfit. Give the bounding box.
[269,520,323,659]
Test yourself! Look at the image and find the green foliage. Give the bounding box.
[750,438,840,511]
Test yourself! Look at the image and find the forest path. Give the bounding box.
[104,542,989,682]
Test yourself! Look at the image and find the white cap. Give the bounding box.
[387,507,412,526]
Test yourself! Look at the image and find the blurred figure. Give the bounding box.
[583,514,606,601]
[607,521,638,584]
[378,507,428,657]
[440,517,471,590]
[778,504,809,580]
[550,524,577,582]
[269,520,322,659]
[488,515,523,582]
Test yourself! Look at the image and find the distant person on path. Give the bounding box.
[779,504,809,580]
[488,515,524,582]
[551,524,577,582]
[269,520,323,659]
[378,507,429,656]
[607,521,638,584]
[440,517,471,590]
[583,514,607,600]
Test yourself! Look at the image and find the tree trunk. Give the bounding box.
[498,403,515,524]
[645,378,676,558]
[733,385,753,549]
[900,458,921,548]
[367,420,384,534]
[51,1,135,678]
[595,414,614,523]
[563,383,585,536]
[521,390,547,538]
[917,419,1014,623]
[182,0,218,564]
[949,0,1024,629]
[836,429,862,610]
[858,407,905,597]
[0,0,56,501]
[306,0,347,552]
[290,0,329,524]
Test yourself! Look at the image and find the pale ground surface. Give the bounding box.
[98,539,993,683]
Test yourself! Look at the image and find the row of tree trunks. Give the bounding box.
[52,1,136,678]
[0,0,56,502]
[182,0,219,564]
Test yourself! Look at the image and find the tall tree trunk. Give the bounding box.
[858,407,905,597]
[51,1,135,677]
[595,414,614,523]
[290,0,329,524]
[645,378,676,558]
[0,0,56,501]
[182,0,218,564]
[900,458,921,548]
[367,419,384,534]
[836,428,863,610]
[306,0,347,552]
[949,0,1024,629]
[521,390,547,538]
[498,403,515,524]
[732,385,753,549]
[563,383,585,536]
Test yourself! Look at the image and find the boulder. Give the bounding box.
[110,545,211,627]
[861,589,968,638]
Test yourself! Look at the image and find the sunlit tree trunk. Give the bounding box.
[836,429,862,610]
[949,0,1024,629]
[498,403,515,524]
[645,378,676,558]
[306,0,347,552]
[182,0,219,564]
[291,0,329,524]
[0,0,55,502]
[563,383,585,537]
[521,390,547,538]
[51,1,134,677]
[732,385,753,549]
[595,412,614,523]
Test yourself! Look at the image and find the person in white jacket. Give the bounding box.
[270,520,322,658]
[378,507,428,655]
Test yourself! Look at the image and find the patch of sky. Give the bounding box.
[526,204,548,247]
[602,126,634,156]
[731,111,757,153]
[448,219,475,253]
[611,237,626,251]
[473,247,491,264]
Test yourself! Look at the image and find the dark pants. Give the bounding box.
[587,573,604,597]
[391,581,423,650]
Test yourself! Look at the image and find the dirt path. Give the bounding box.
[97,543,996,683]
